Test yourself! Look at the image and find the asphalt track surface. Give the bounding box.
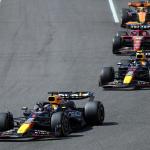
[0,0,150,150]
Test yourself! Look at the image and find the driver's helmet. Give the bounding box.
[33,101,45,111]
[43,104,52,112]
[131,31,138,36]
[33,104,40,111]
[140,0,145,3]
[48,95,63,105]
[136,51,146,61]
[137,7,146,12]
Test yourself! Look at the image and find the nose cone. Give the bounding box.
[17,123,33,134]
[133,36,142,51]
[123,75,133,84]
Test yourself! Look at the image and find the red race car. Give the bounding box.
[112,30,150,55]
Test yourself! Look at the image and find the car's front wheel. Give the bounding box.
[51,112,70,137]
[121,8,130,27]
[99,67,114,86]
[0,112,14,132]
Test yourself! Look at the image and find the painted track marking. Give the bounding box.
[108,0,119,23]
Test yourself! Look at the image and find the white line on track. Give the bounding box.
[108,0,119,23]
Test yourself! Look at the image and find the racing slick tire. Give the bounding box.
[99,67,114,86]
[112,36,122,54]
[0,112,14,131]
[121,8,130,27]
[51,112,70,137]
[148,69,150,81]
[84,101,104,125]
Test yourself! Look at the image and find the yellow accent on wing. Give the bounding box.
[17,123,32,134]
[126,21,140,25]
[123,75,133,84]
[61,106,66,109]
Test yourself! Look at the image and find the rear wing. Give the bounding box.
[125,24,150,30]
[124,51,150,59]
[48,91,94,101]
[128,2,150,7]
[116,49,150,56]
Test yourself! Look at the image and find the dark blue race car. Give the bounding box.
[0,91,105,139]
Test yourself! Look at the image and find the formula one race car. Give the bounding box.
[113,30,150,55]
[0,91,104,139]
[99,51,150,89]
[121,1,150,27]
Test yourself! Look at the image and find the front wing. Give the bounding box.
[0,128,57,139]
[116,48,150,56]
[122,22,150,29]
[102,81,150,89]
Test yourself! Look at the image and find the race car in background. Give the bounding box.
[99,51,150,89]
[121,1,150,27]
[0,91,104,139]
[112,30,150,55]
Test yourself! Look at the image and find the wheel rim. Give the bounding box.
[61,116,69,135]
[97,105,104,123]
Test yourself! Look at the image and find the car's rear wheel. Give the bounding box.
[51,112,70,137]
[84,101,104,125]
[148,69,150,82]
[121,8,130,27]
[99,67,114,86]
[0,112,14,132]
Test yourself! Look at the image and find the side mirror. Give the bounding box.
[21,106,28,111]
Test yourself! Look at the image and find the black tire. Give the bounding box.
[84,101,105,125]
[0,112,14,132]
[112,36,122,54]
[148,69,150,82]
[121,8,130,27]
[99,67,114,86]
[51,112,70,137]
